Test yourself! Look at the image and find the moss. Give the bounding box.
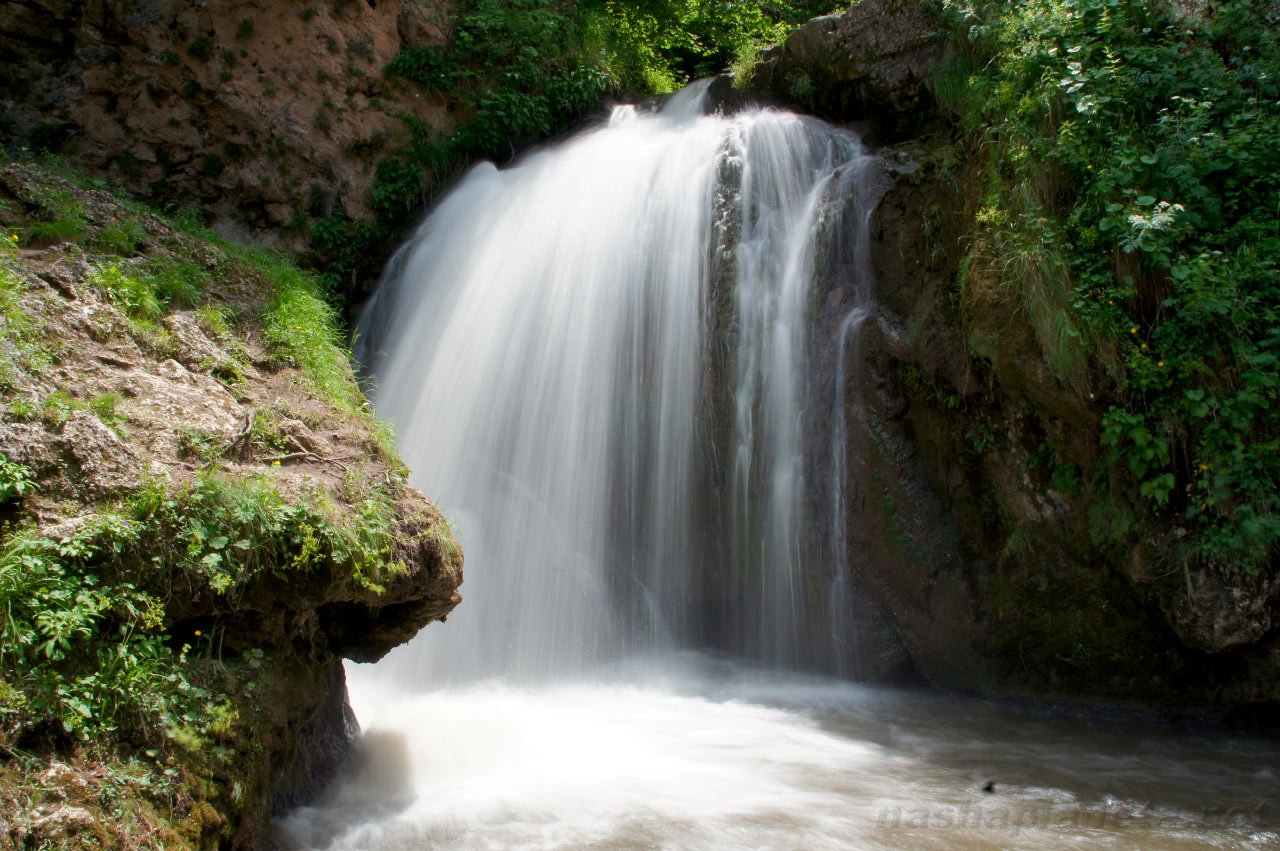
[982,558,1183,700]
[0,155,453,846]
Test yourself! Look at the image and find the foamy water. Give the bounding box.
[275,655,1278,850]
[287,83,1280,851]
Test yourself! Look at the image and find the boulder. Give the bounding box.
[749,0,946,139]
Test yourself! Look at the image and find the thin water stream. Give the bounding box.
[276,85,1279,849]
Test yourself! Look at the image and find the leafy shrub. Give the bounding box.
[0,252,50,390]
[0,470,404,746]
[937,0,1280,571]
[89,392,127,434]
[96,219,146,256]
[0,455,33,503]
[142,257,208,308]
[86,264,164,321]
[186,37,213,62]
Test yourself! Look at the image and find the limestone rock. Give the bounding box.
[0,0,454,237]
[56,411,143,498]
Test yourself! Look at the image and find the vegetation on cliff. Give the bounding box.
[935,0,1279,574]
[313,0,845,299]
[0,158,461,848]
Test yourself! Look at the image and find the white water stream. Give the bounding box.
[277,85,1280,849]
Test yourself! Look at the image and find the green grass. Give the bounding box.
[85,263,165,322]
[0,241,52,391]
[142,257,208,308]
[95,220,146,256]
[23,216,88,246]
[89,391,127,434]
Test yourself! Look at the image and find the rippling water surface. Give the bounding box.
[291,82,1280,851]
[275,655,1278,850]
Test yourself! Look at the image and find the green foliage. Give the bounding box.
[306,213,380,294]
[17,186,88,246]
[95,219,146,256]
[938,0,1280,571]
[38,390,84,428]
[186,37,213,62]
[176,426,224,463]
[89,392,127,434]
[344,0,839,302]
[86,264,165,322]
[142,257,208,308]
[198,153,225,177]
[22,216,88,246]
[0,454,34,503]
[0,245,51,390]
[237,246,366,415]
[0,513,172,742]
[0,471,403,746]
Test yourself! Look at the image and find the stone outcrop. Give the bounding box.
[743,0,1280,715]
[0,161,462,848]
[748,0,946,140]
[0,0,453,240]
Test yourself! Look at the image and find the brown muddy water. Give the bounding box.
[274,653,1278,851]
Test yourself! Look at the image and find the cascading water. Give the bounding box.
[358,81,881,682]
[275,85,1280,851]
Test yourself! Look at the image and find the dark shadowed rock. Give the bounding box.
[748,0,946,139]
[844,135,1280,713]
[272,662,361,815]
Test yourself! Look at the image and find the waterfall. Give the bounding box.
[275,83,1277,851]
[358,81,883,683]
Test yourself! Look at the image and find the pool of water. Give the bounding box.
[273,653,1278,850]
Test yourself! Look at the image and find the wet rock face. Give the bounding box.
[734,0,1280,713]
[824,120,1280,714]
[0,0,451,237]
[749,0,946,140]
[272,662,360,815]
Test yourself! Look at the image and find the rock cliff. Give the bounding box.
[0,0,452,240]
[0,160,461,848]
[749,0,1279,715]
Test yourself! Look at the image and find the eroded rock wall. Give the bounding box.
[0,162,462,848]
[0,0,452,239]
[751,0,1280,715]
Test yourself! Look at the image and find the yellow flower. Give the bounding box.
[1130,327,1138,334]
[194,629,202,637]
[1198,463,1209,471]
[1157,360,1165,367]
[1141,343,1148,349]
[272,459,281,466]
